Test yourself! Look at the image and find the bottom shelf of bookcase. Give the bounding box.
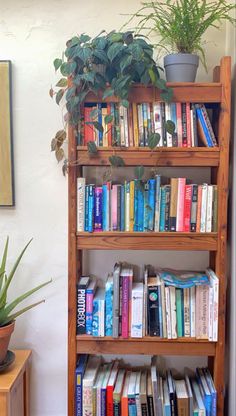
[76,336,216,356]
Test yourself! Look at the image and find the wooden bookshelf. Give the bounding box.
[68,57,231,416]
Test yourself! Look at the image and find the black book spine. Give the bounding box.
[148,285,160,336]
[76,283,87,335]
[141,403,148,416]
[161,103,167,147]
[147,396,154,416]
[113,401,121,416]
[164,185,171,231]
[190,184,198,232]
[181,103,187,147]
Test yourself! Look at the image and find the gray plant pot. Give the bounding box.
[164,53,199,82]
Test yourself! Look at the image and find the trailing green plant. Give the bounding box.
[50,30,173,173]
[124,0,236,69]
[0,238,52,327]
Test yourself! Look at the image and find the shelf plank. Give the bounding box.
[76,336,216,356]
[77,147,220,167]
[84,83,222,103]
[76,232,218,251]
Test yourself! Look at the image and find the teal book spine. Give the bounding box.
[176,288,183,337]
[148,178,156,231]
[144,182,149,231]
[159,187,166,232]
[137,183,144,231]
[105,278,113,336]
[102,184,107,231]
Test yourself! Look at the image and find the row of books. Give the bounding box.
[76,265,219,341]
[77,177,218,233]
[80,102,217,148]
[76,355,217,416]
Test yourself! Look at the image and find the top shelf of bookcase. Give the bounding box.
[84,82,222,104]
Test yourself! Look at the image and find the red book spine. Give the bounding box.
[107,104,112,147]
[184,185,192,232]
[106,386,113,416]
[186,103,192,147]
[176,103,182,147]
[84,107,95,144]
[121,275,129,338]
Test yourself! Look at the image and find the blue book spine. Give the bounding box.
[196,108,213,147]
[88,185,94,232]
[75,355,88,416]
[159,187,166,232]
[196,370,212,416]
[105,279,113,336]
[120,185,125,231]
[170,102,177,126]
[144,182,149,231]
[92,298,100,337]
[84,185,89,232]
[158,285,163,337]
[102,184,107,231]
[137,183,144,231]
[148,179,156,231]
[128,397,137,416]
[101,388,107,416]
[134,180,139,231]
[98,103,103,146]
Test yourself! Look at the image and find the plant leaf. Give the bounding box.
[53,58,62,71]
[120,99,129,108]
[86,121,104,134]
[0,300,46,327]
[56,89,64,105]
[165,120,176,135]
[0,237,9,292]
[107,42,123,62]
[160,88,173,103]
[51,138,57,151]
[148,133,160,149]
[109,155,125,167]
[102,89,115,100]
[55,148,64,162]
[155,78,167,90]
[134,165,145,180]
[87,141,98,155]
[56,78,68,87]
[49,87,54,98]
[104,114,113,124]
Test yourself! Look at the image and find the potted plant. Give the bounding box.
[126,0,236,82]
[0,237,51,363]
[50,30,172,173]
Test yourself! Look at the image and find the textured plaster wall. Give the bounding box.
[0,1,229,415]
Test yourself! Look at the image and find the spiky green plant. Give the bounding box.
[125,0,236,68]
[0,238,52,327]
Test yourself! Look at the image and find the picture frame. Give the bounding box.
[0,60,14,206]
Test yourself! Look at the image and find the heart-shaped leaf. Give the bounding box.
[104,114,113,124]
[56,78,68,88]
[109,155,125,167]
[107,42,123,62]
[148,133,160,149]
[55,148,64,162]
[56,89,64,105]
[102,88,115,99]
[87,141,98,155]
[51,138,57,151]
[160,88,173,103]
[53,58,62,71]
[49,87,54,98]
[134,165,144,180]
[120,99,129,108]
[165,120,176,135]
[155,78,167,90]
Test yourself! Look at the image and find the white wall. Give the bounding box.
[0,2,230,415]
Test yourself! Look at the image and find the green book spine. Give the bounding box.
[176,288,183,337]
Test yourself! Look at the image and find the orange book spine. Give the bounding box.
[196,185,202,232]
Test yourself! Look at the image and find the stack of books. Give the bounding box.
[76,265,219,341]
[77,176,218,233]
[75,355,217,416]
[80,102,217,148]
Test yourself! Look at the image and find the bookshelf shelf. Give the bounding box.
[68,57,231,416]
[76,336,216,356]
[77,147,220,167]
[76,232,218,251]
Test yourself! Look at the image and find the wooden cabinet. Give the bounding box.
[0,350,31,416]
[68,57,231,416]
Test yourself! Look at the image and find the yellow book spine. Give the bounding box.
[129,180,135,231]
[132,103,139,147]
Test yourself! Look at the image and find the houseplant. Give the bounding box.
[0,237,52,363]
[50,30,172,173]
[126,0,236,82]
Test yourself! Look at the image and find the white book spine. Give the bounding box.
[200,184,208,232]
[99,300,105,337]
[131,285,144,338]
[123,106,129,147]
[165,103,172,147]
[169,286,177,339]
[119,105,125,146]
[125,185,130,231]
[154,175,161,232]
[190,286,196,338]
[206,185,213,232]
[161,281,167,338]
[165,287,172,339]
[77,178,85,231]
[207,269,219,341]
[184,288,190,337]
[153,103,162,146]
[208,285,214,341]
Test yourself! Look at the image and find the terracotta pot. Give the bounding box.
[0,321,15,363]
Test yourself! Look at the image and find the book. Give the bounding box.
[77,277,90,335]
[135,371,142,416]
[77,178,85,232]
[120,267,130,338]
[101,364,112,416]
[196,368,212,416]
[92,288,105,337]
[147,277,160,336]
[86,279,97,335]
[131,282,144,338]
[206,268,219,341]
[163,379,171,416]
[191,379,206,416]
[107,361,120,416]
[105,274,114,336]
[147,372,154,416]
[128,372,137,416]
[195,285,209,339]
[83,356,102,416]
[121,371,131,416]
[175,379,189,416]
[113,263,121,338]
[75,354,88,416]
[140,370,148,416]
[113,369,126,416]
[170,178,178,231]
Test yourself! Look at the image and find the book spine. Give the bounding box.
[183,288,190,337]
[183,184,192,232]
[112,185,118,231]
[84,185,89,232]
[138,104,144,146]
[159,187,166,232]
[170,286,177,339]
[186,102,192,147]
[164,185,171,231]
[148,285,160,336]
[119,105,125,146]
[148,179,156,231]
[190,286,196,338]
[165,103,172,147]
[121,275,129,338]
[176,102,182,147]
[83,386,93,416]
[86,289,94,335]
[131,288,143,338]
[147,395,154,416]
[176,288,183,337]
[170,103,178,147]
[206,185,213,232]
[196,185,203,232]
[160,281,167,338]
[196,107,213,147]
[88,185,95,232]
[112,269,120,338]
[170,178,178,231]
[120,185,125,231]
[181,103,187,147]
[107,103,112,146]
[161,102,167,146]
[200,104,217,146]
[92,298,100,337]
[94,187,103,231]
[176,178,186,232]
[191,104,198,146]
[77,178,85,232]
[142,103,149,147]
[144,182,149,232]
[154,175,161,232]
[102,106,108,147]
[128,397,137,416]
[190,184,198,232]
[123,106,129,147]
[153,102,163,146]
[113,401,121,416]
[105,279,113,336]
[114,104,120,146]
[165,287,172,339]
[129,181,135,231]
[117,185,121,231]
[107,386,113,416]
[132,103,139,147]
[196,285,209,339]
[137,183,144,231]
[98,103,103,146]
[208,284,214,341]
[102,184,107,231]
[77,284,86,335]
[200,184,208,232]
[75,368,84,416]
[212,185,218,232]
[101,388,107,416]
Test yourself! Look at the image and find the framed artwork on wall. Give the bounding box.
[0,60,14,206]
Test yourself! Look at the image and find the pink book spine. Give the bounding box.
[176,103,182,147]
[186,103,192,148]
[111,185,118,231]
[121,275,129,338]
[176,178,186,231]
[183,185,192,232]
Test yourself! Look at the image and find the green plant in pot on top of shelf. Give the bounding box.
[0,237,52,363]
[50,30,173,174]
[126,0,236,82]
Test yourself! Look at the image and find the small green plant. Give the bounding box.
[0,238,52,327]
[50,30,173,173]
[125,0,236,68]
